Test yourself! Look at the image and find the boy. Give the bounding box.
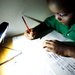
[25,0,75,58]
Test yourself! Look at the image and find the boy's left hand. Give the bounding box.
[43,40,68,56]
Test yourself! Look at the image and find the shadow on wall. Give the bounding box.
[0,0,52,37]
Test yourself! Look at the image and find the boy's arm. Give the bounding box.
[64,44,75,58]
[24,16,55,39]
[43,40,75,58]
[33,22,50,32]
[33,22,53,38]
[32,16,56,38]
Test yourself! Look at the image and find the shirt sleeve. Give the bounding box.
[44,15,56,29]
[67,31,75,41]
[62,32,75,45]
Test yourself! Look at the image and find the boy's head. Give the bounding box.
[47,0,75,25]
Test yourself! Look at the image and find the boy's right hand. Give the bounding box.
[24,28,37,40]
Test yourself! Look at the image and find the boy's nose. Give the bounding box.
[55,15,62,21]
[58,17,62,21]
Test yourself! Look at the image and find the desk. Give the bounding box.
[0,31,75,75]
[0,38,21,75]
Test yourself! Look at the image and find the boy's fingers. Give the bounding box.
[43,42,54,48]
[25,28,37,40]
[46,40,54,42]
[44,40,54,45]
[46,42,53,45]
[44,46,54,52]
[43,46,53,49]
[46,40,58,43]
[26,29,32,34]
[24,28,35,39]
[43,44,54,48]
[43,40,56,52]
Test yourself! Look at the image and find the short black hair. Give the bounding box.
[47,0,75,13]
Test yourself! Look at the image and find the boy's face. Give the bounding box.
[49,4,73,25]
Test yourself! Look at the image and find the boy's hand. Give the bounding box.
[43,40,68,56]
[24,28,37,40]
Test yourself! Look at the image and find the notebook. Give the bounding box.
[12,31,75,75]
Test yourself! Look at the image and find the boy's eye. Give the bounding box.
[57,13,67,17]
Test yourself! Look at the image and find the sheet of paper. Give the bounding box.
[0,47,21,65]
[12,31,75,75]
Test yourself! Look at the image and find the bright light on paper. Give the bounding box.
[2,31,73,75]
[1,35,54,75]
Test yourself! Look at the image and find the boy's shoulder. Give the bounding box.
[44,15,57,27]
[70,24,75,31]
[45,15,56,23]
[46,15,55,20]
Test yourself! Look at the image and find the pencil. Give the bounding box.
[22,16,30,33]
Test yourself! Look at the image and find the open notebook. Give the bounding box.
[12,31,75,75]
[0,46,22,65]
